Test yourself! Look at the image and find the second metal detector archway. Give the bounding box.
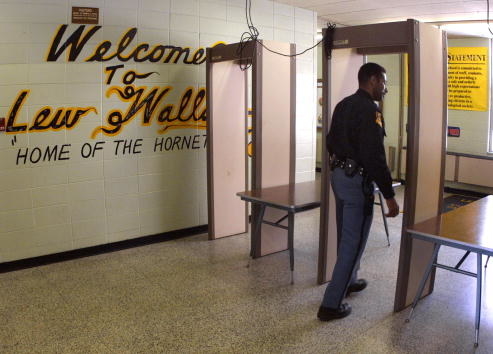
[318,19,447,311]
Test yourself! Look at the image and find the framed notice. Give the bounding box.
[72,7,99,24]
[448,47,488,111]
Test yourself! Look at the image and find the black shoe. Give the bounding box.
[317,303,352,321]
[347,279,367,295]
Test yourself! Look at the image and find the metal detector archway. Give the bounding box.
[206,40,296,257]
[318,20,447,311]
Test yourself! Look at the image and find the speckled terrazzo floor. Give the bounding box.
[1,186,493,353]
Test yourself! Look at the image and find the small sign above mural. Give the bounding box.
[448,47,488,111]
[72,7,99,24]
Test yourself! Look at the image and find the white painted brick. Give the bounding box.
[0,228,34,253]
[106,194,138,217]
[72,217,106,239]
[66,63,102,84]
[27,129,67,148]
[168,64,199,83]
[294,7,313,22]
[103,157,138,179]
[0,168,32,192]
[138,155,170,175]
[73,234,106,249]
[27,84,66,106]
[274,2,293,17]
[295,18,314,34]
[105,0,138,9]
[295,170,315,183]
[13,3,67,23]
[104,175,139,197]
[70,198,105,222]
[274,14,294,31]
[0,209,34,232]
[0,23,29,43]
[138,10,170,31]
[274,29,294,43]
[170,14,199,33]
[103,7,137,27]
[138,28,170,46]
[32,223,71,246]
[29,63,66,84]
[0,64,28,85]
[141,0,171,12]
[107,228,139,242]
[68,180,104,201]
[32,185,68,208]
[226,5,243,22]
[0,44,28,64]
[65,84,102,104]
[33,204,70,227]
[107,211,140,233]
[69,160,104,183]
[0,189,32,211]
[200,1,227,20]
[31,164,69,187]
[171,0,198,16]
[295,31,314,46]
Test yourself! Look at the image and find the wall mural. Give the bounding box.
[5,24,218,166]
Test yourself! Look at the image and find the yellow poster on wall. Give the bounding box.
[448,47,488,111]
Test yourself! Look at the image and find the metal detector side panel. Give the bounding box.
[318,48,364,283]
[207,60,247,239]
[403,23,446,306]
[256,41,295,256]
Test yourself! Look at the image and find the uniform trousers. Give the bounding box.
[321,167,374,309]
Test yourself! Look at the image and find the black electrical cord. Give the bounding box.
[488,0,493,36]
[236,0,335,70]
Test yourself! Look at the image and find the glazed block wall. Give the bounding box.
[0,0,317,262]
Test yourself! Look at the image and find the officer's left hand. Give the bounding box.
[385,197,400,217]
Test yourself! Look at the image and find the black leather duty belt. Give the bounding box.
[330,157,366,177]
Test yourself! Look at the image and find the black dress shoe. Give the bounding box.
[317,303,352,321]
[347,279,367,295]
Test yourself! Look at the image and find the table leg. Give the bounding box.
[248,204,265,268]
[288,211,294,285]
[475,253,482,347]
[485,256,490,268]
[378,191,390,247]
[406,243,440,322]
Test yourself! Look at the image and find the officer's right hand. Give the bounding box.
[385,197,400,217]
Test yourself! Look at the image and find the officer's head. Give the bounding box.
[358,63,388,101]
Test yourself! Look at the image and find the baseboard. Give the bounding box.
[0,225,208,273]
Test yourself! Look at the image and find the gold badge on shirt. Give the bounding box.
[375,112,383,127]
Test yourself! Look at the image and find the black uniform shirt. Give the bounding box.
[327,88,395,199]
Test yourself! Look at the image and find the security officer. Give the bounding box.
[318,62,399,321]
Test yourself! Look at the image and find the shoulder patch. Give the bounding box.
[375,112,383,127]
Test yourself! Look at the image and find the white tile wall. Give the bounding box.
[0,0,317,261]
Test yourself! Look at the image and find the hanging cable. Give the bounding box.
[236,0,335,70]
[488,0,493,36]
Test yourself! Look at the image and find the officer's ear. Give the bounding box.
[369,75,379,86]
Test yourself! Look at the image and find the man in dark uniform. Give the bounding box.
[318,62,400,321]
